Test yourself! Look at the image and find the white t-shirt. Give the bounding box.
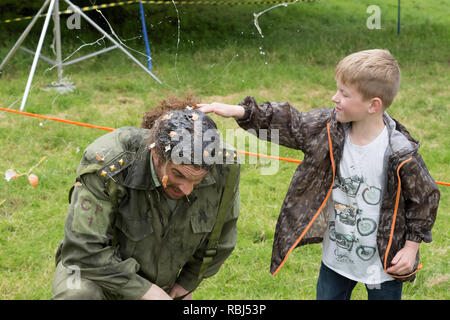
[322,126,394,285]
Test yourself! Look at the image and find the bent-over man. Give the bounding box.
[52,99,240,300]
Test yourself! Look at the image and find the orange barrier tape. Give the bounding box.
[1,106,448,187]
[237,150,301,164]
[0,107,115,131]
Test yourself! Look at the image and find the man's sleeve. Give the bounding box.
[60,173,152,300]
[176,169,240,292]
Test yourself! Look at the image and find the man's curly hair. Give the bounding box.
[141,95,220,170]
[141,95,200,129]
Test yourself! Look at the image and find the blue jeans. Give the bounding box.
[316,262,402,300]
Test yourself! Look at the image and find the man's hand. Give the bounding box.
[386,240,420,275]
[140,284,173,300]
[169,283,192,300]
[196,103,245,119]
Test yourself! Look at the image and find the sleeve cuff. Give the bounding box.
[406,225,434,243]
[236,96,256,124]
[117,273,153,300]
[176,269,200,292]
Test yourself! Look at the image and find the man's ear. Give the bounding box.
[151,146,163,167]
[369,97,383,114]
[152,150,159,166]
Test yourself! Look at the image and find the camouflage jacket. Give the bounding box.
[55,127,240,299]
[237,96,439,282]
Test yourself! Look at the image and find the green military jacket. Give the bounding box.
[55,127,240,299]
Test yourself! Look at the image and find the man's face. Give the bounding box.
[154,156,209,200]
[331,79,371,123]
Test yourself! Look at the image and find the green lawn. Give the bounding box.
[0,0,448,299]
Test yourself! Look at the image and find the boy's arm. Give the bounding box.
[388,153,440,274]
[400,153,440,243]
[196,102,245,119]
[197,97,331,152]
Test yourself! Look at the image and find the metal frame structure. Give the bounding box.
[0,0,160,111]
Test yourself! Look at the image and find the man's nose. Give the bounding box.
[178,182,194,196]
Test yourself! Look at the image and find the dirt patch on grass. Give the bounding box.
[426,274,450,288]
[0,197,25,218]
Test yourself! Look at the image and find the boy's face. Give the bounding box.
[332,80,371,123]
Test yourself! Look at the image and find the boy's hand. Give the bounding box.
[196,103,245,119]
[386,240,420,275]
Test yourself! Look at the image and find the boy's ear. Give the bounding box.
[369,97,383,114]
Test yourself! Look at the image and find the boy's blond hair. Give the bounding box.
[335,49,401,109]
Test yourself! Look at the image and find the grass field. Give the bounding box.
[0,0,449,299]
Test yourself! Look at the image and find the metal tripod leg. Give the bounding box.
[4,0,162,111]
[53,0,63,83]
[63,0,162,84]
[0,0,51,73]
[20,0,57,111]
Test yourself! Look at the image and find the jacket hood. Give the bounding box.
[383,112,419,160]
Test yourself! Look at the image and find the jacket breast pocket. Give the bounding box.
[115,212,153,242]
[181,213,215,259]
[116,189,154,241]
[115,211,153,259]
[190,208,216,235]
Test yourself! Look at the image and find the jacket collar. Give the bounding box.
[332,110,419,161]
[383,112,419,159]
[122,142,156,190]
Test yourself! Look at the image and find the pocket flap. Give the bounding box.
[190,208,216,234]
[115,213,153,241]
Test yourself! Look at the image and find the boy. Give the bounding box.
[196,49,440,300]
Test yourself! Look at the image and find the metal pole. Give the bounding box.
[63,0,162,84]
[0,0,51,73]
[61,45,118,66]
[20,0,57,111]
[139,2,152,71]
[19,47,56,65]
[53,0,64,82]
